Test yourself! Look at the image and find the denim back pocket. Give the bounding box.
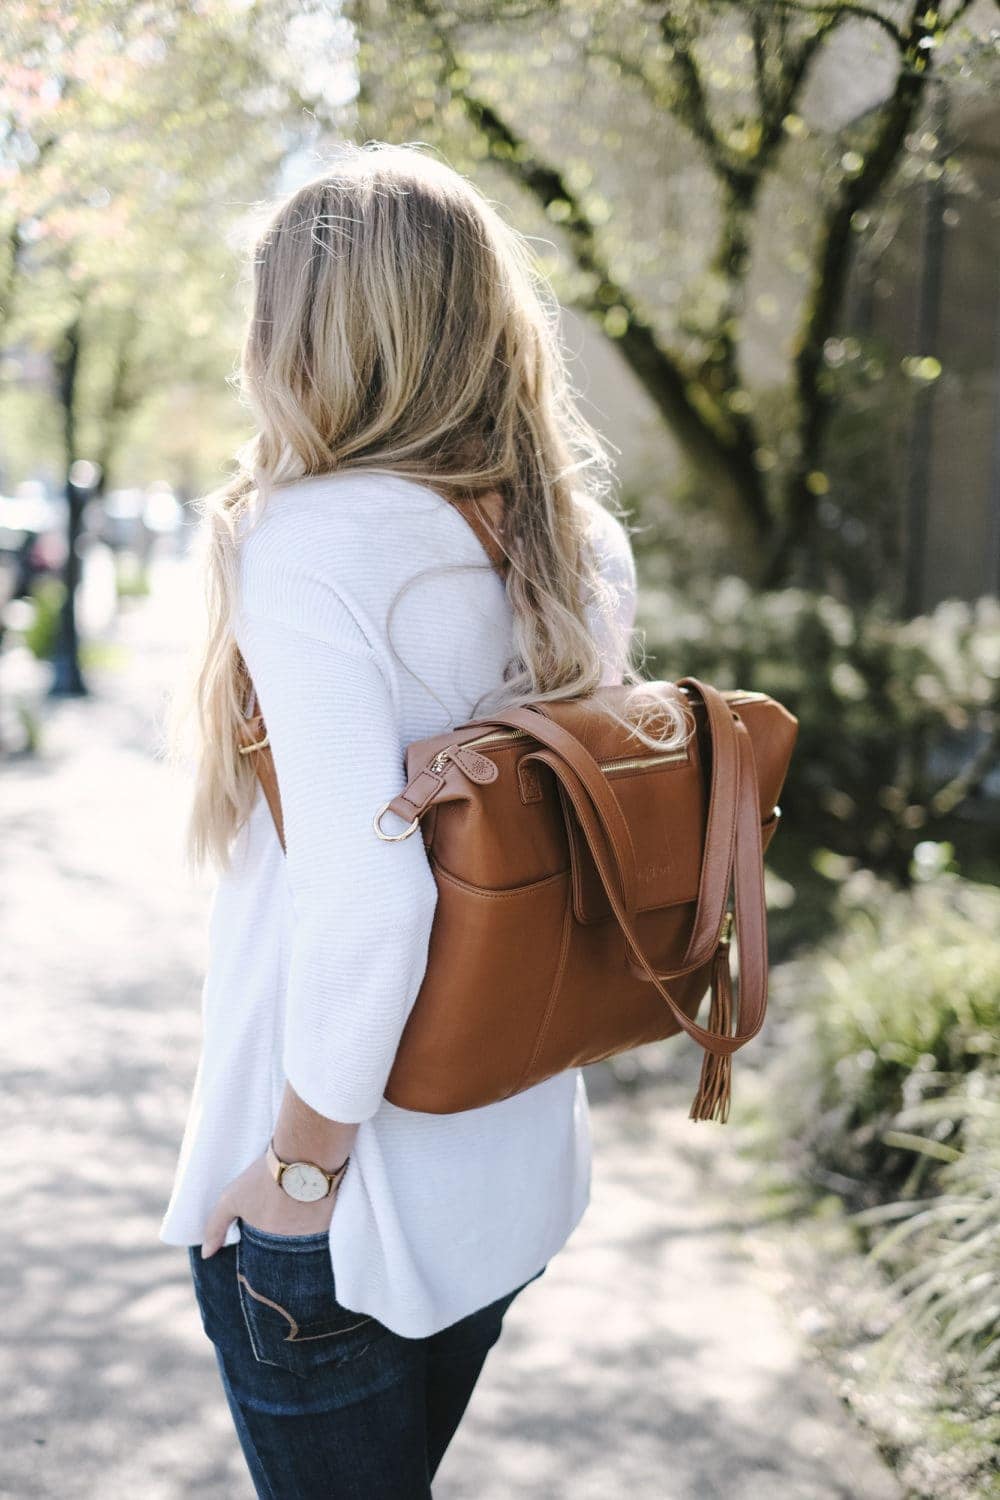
[235,1220,388,1378]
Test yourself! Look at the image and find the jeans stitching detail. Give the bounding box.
[237,1271,373,1343]
[235,1236,277,1368]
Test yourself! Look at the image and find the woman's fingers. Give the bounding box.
[200,1197,236,1259]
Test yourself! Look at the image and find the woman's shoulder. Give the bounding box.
[235,472,419,650]
[235,469,500,658]
[241,469,445,554]
[237,471,637,609]
[239,470,458,593]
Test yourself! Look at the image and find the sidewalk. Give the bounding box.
[2,559,904,1500]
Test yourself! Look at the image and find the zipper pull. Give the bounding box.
[429,743,499,784]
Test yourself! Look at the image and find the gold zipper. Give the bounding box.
[601,748,687,774]
[429,689,765,775]
[431,726,687,775]
[461,726,530,752]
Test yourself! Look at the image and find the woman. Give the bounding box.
[160,141,639,1498]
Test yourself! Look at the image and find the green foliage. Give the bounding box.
[24,578,66,661]
[857,1089,1000,1398]
[1,0,349,491]
[636,578,1000,876]
[780,874,1000,1194]
[114,555,151,600]
[759,874,1000,1475]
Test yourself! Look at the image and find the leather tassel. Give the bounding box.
[689,937,734,1123]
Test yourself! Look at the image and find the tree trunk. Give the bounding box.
[50,315,88,698]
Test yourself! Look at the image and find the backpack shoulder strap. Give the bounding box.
[236,486,509,847]
[451,491,509,579]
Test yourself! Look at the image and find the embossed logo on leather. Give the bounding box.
[452,747,499,784]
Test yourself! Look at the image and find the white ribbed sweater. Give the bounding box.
[159,470,638,1337]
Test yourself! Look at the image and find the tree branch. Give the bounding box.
[928,712,1000,816]
[94,308,142,485]
[765,0,936,583]
[942,0,978,29]
[0,123,62,339]
[751,12,771,122]
[584,42,671,109]
[658,10,737,181]
[0,219,24,340]
[395,0,774,537]
[721,0,905,47]
[681,11,837,532]
[756,17,838,162]
[460,93,769,525]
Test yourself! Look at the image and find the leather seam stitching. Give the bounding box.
[431,862,569,900]
[237,1273,373,1343]
[510,885,575,1096]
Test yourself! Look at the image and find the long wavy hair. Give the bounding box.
[177,141,690,871]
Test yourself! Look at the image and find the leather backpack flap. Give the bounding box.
[561,752,705,924]
[547,692,798,926]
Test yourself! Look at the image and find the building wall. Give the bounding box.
[857,100,1000,606]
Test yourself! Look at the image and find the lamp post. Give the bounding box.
[50,457,101,697]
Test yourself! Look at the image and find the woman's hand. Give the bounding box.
[200,1152,341,1259]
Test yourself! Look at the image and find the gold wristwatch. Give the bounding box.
[266,1137,350,1203]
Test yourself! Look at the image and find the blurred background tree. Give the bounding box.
[1,0,354,688]
[3,0,318,477]
[340,0,999,882]
[345,0,992,591]
[1,0,995,850]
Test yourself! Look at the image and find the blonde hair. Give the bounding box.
[178,141,689,871]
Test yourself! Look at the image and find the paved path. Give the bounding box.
[1,557,904,1499]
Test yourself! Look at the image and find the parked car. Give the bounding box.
[0,485,69,602]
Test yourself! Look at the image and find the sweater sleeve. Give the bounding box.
[236,591,440,1123]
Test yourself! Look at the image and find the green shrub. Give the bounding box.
[635,581,1000,880]
[24,577,66,660]
[761,872,1000,1454]
[115,553,151,599]
[767,872,1000,1206]
[857,1087,1000,1389]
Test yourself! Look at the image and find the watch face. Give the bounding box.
[281,1162,329,1203]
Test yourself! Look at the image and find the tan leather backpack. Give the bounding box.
[238,495,798,1123]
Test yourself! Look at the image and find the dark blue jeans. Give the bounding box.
[188,1219,544,1499]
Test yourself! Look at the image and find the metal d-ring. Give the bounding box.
[373,802,421,841]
